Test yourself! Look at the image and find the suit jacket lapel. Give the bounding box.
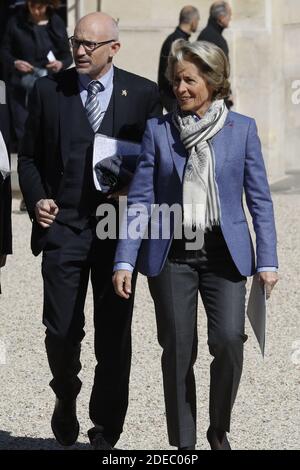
[164,112,234,181]
[99,91,114,136]
[94,67,126,138]
[165,115,187,181]
[211,114,234,180]
[165,112,234,182]
[95,65,117,136]
[111,67,129,138]
[58,68,79,167]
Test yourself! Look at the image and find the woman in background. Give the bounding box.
[1,0,72,143]
[1,0,72,210]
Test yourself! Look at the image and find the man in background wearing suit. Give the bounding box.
[18,12,162,450]
[0,81,12,293]
[197,1,231,57]
[197,1,233,108]
[158,5,200,112]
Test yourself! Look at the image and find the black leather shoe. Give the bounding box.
[207,426,231,450]
[51,398,79,446]
[178,446,195,450]
[88,432,113,450]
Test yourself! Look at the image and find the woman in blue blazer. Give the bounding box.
[113,40,278,450]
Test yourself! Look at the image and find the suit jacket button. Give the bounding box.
[60,171,64,175]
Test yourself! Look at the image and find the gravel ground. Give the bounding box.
[0,193,299,450]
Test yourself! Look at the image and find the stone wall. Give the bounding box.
[67,0,300,182]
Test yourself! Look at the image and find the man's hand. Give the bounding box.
[35,199,59,228]
[258,271,279,300]
[0,255,7,268]
[112,270,132,299]
[14,60,34,73]
[46,60,63,73]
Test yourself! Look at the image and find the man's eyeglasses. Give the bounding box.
[69,37,116,52]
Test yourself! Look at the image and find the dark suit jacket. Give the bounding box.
[18,66,162,256]
[197,17,229,57]
[0,96,12,255]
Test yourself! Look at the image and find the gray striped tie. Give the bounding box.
[85,80,104,133]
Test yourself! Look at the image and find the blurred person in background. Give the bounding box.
[158,5,200,112]
[0,80,12,294]
[1,0,72,143]
[197,1,233,107]
[0,1,26,42]
[0,1,25,80]
[197,1,231,57]
[0,0,72,210]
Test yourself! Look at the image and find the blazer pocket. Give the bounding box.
[233,219,247,225]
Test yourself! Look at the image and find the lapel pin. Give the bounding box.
[121,89,128,97]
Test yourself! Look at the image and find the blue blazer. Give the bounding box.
[115,111,278,277]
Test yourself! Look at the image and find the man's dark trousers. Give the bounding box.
[43,222,136,446]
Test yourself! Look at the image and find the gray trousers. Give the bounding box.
[148,229,247,448]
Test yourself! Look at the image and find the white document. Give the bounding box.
[93,133,141,191]
[246,274,266,357]
[0,131,10,180]
[47,50,56,62]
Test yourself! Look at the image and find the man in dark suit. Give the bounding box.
[197,1,231,57]
[18,12,162,450]
[0,81,12,292]
[158,5,200,112]
[197,1,233,107]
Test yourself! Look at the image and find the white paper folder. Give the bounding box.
[93,133,141,192]
[247,274,266,357]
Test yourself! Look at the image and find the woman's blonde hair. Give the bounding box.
[166,39,231,100]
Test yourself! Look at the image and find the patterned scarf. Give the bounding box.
[172,99,228,232]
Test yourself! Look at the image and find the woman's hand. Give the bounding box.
[46,60,63,73]
[14,60,34,73]
[113,270,132,299]
[258,271,279,299]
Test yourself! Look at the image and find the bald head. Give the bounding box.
[179,5,200,33]
[179,5,200,24]
[75,12,119,41]
[72,11,121,80]
[209,1,232,28]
